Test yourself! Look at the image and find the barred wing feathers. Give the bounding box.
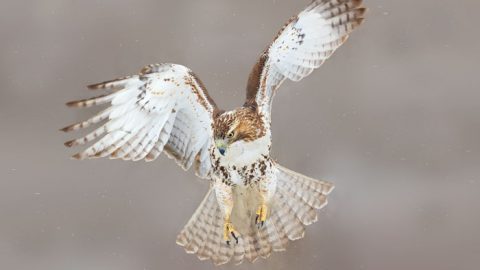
[61,63,218,178]
[246,0,366,116]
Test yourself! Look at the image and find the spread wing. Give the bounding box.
[245,0,366,117]
[61,63,219,179]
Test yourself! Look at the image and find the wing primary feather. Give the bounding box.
[145,110,177,161]
[65,93,113,108]
[244,0,365,119]
[64,125,107,148]
[110,124,151,160]
[87,75,136,90]
[60,107,112,132]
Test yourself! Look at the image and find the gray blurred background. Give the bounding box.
[1,0,479,269]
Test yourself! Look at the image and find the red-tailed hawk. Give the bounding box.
[62,0,365,265]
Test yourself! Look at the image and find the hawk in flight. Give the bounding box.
[62,0,365,265]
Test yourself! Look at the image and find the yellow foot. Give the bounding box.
[224,220,239,245]
[255,203,268,228]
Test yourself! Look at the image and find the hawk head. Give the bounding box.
[213,107,266,156]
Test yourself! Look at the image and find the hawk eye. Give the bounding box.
[227,131,234,139]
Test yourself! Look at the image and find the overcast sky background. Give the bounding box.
[1,0,479,269]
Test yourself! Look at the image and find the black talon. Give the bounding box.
[226,240,230,246]
[231,231,239,244]
[255,214,265,228]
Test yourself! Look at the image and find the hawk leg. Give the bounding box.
[255,203,268,228]
[223,218,239,245]
[255,177,276,228]
[214,180,240,245]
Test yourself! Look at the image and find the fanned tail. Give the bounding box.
[176,164,333,265]
[273,164,334,240]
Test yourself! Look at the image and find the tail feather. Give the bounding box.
[269,210,289,251]
[213,236,234,265]
[183,189,217,253]
[263,223,279,251]
[280,178,323,208]
[233,239,245,264]
[278,165,334,195]
[255,224,272,259]
[176,163,333,265]
[277,187,318,225]
[274,190,306,240]
[176,188,218,249]
[196,205,222,261]
[277,165,333,209]
[243,234,259,263]
[210,212,227,265]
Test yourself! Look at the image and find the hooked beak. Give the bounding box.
[215,139,227,156]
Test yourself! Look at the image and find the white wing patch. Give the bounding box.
[62,63,217,179]
[249,0,366,116]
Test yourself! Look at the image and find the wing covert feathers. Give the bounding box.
[176,164,334,265]
[246,0,366,115]
[61,63,217,178]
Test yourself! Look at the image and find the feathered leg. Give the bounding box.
[255,177,277,227]
[213,180,239,245]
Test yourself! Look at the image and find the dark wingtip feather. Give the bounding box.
[87,80,114,90]
[64,140,76,147]
[59,125,72,132]
[65,100,82,107]
[87,75,133,90]
[110,150,120,159]
[357,7,367,17]
[87,83,104,90]
[355,17,365,26]
[71,153,83,160]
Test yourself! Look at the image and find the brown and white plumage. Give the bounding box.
[246,0,365,118]
[62,0,365,265]
[176,164,334,265]
[62,63,218,178]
